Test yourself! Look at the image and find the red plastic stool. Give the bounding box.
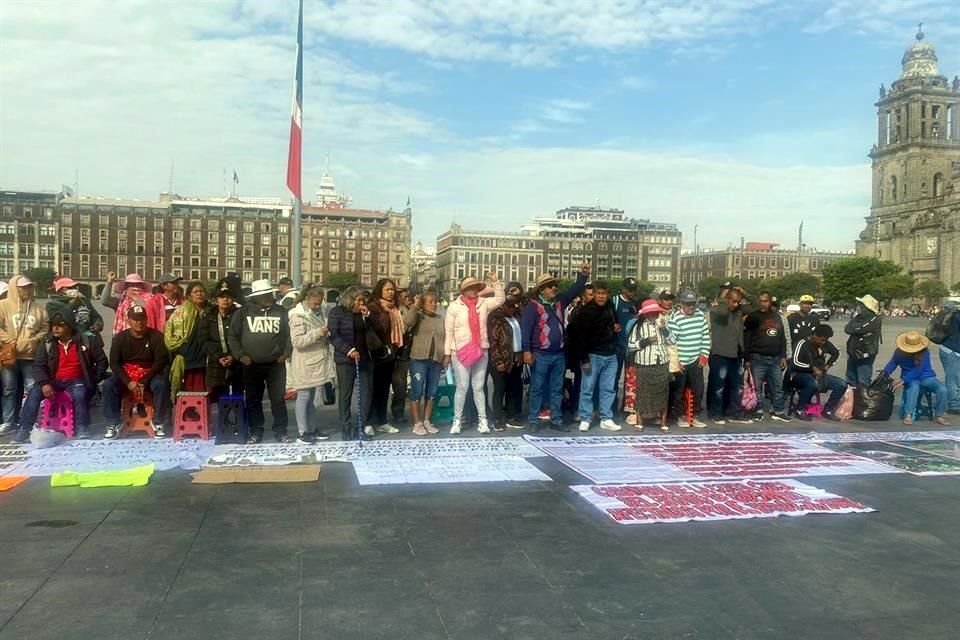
[174,392,212,441]
[683,387,695,424]
[122,392,156,438]
[40,390,75,438]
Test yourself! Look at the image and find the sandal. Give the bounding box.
[935,416,951,426]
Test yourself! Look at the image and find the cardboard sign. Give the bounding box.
[192,465,321,484]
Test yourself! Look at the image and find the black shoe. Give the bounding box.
[11,429,31,444]
[823,413,841,422]
[793,412,813,422]
[76,425,92,439]
[314,431,331,441]
[493,422,506,432]
[528,422,541,434]
[297,432,316,445]
[551,421,571,432]
[275,433,291,444]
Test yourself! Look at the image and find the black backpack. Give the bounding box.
[925,308,957,344]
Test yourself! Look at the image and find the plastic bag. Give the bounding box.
[741,369,758,413]
[833,386,854,420]
[852,372,895,421]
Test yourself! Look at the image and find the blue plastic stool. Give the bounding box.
[217,393,249,443]
[432,384,456,424]
[899,388,934,421]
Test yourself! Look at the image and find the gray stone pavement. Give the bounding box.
[1,308,957,639]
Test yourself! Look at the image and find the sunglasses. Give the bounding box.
[51,322,67,328]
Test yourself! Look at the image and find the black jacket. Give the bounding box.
[787,311,821,349]
[228,301,291,364]
[790,337,840,374]
[33,307,108,392]
[328,306,370,367]
[743,310,787,360]
[567,301,618,364]
[202,306,241,389]
[845,312,882,359]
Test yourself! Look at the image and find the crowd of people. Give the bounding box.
[0,267,956,445]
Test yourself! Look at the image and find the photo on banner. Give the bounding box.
[823,440,960,476]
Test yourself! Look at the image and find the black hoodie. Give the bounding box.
[567,300,618,364]
[228,301,291,364]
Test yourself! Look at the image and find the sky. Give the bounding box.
[1,0,958,253]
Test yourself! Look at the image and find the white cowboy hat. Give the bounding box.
[855,294,880,314]
[249,279,277,297]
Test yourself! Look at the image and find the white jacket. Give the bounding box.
[444,282,505,356]
[288,302,336,390]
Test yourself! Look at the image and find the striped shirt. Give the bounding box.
[666,309,710,365]
[627,318,670,366]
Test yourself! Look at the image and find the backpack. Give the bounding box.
[925,308,957,344]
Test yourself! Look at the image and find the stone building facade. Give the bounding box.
[855,27,960,286]
[680,242,850,289]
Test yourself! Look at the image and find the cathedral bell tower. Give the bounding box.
[857,25,960,286]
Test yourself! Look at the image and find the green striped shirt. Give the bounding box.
[666,310,710,365]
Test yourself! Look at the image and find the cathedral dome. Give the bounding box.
[900,26,940,79]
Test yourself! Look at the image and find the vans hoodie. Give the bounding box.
[0,276,48,360]
[228,301,291,364]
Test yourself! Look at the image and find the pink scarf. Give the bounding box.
[463,295,482,349]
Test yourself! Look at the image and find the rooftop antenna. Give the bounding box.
[324,152,330,176]
[168,160,175,194]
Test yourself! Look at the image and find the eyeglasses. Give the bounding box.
[545,284,559,290]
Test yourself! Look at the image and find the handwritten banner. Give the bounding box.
[4,440,215,477]
[351,456,551,485]
[572,480,874,525]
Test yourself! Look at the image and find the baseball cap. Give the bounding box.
[658,288,675,300]
[622,277,638,291]
[127,305,148,320]
[278,277,294,286]
[15,275,33,287]
[799,294,815,303]
[678,290,697,303]
[214,283,234,299]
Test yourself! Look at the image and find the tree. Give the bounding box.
[951,281,960,296]
[822,256,902,303]
[324,271,359,290]
[696,276,763,300]
[915,279,949,306]
[867,273,914,304]
[763,273,821,301]
[23,267,56,297]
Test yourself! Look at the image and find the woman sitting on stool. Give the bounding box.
[883,331,950,426]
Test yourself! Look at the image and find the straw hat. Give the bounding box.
[855,294,880,314]
[459,276,484,293]
[117,273,149,292]
[896,330,929,354]
[534,273,558,291]
[639,299,663,316]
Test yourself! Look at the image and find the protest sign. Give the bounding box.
[4,440,214,477]
[803,430,960,443]
[351,455,550,485]
[571,479,874,525]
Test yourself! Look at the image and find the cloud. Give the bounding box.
[805,0,960,48]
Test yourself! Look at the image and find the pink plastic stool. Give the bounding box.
[39,390,75,438]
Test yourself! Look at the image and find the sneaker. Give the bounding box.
[450,421,462,435]
[677,418,691,428]
[314,431,331,441]
[297,432,316,445]
[153,424,167,438]
[660,425,670,432]
[771,413,793,423]
[578,421,590,432]
[505,421,526,430]
[728,416,754,425]
[794,412,813,422]
[634,423,645,432]
[752,413,765,422]
[600,419,621,432]
[377,423,400,434]
[423,421,439,434]
[0,423,16,435]
[11,429,31,444]
[493,422,506,432]
[104,424,122,439]
[76,425,92,439]
[538,408,551,421]
[711,417,727,425]
[363,425,376,437]
[478,419,491,434]
[690,418,707,429]
[551,421,571,432]
[412,422,428,436]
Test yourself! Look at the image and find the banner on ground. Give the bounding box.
[533,437,899,484]
[571,479,874,525]
[802,430,960,443]
[823,440,960,475]
[351,455,551,485]
[3,440,214,477]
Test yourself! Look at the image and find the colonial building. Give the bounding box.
[680,242,851,288]
[410,242,437,292]
[0,190,61,279]
[435,225,546,298]
[855,27,960,285]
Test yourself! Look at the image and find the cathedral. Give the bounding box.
[856,26,960,286]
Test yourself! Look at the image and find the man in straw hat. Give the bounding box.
[883,330,950,426]
[844,293,882,386]
[521,263,590,432]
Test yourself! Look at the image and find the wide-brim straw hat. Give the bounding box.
[534,273,558,291]
[855,294,880,314]
[896,330,929,353]
[459,276,484,293]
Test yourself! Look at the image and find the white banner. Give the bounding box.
[3,439,215,477]
[351,455,551,485]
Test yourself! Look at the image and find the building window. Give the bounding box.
[933,173,944,197]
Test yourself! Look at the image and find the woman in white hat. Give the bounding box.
[882,330,950,426]
[443,272,504,434]
[844,294,882,386]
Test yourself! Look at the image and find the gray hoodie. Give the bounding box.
[228,301,292,364]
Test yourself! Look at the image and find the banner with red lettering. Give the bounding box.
[571,479,874,525]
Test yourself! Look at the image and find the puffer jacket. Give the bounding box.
[0,276,48,360]
[288,301,336,390]
[444,282,505,355]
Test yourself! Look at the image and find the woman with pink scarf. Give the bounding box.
[443,272,504,434]
[100,271,154,336]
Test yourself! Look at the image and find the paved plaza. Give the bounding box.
[1,313,958,639]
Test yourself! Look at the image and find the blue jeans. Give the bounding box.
[792,372,847,413]
[579,353,618,421]
[938,348,960,410]
[846,355,876,387]
[2,359,37,425]
[409,359,442,401]
[749,354,786,414]
[17,380,90,432]
[102,373,171,425]
[904,377,948,418]
[528,350,566,423]
[707,355,741,419]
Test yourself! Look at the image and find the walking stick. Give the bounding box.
[355,360,364,447]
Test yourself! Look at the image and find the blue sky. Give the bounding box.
[1,0,957,252]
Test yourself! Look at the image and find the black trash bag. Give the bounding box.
[852,371,896,421]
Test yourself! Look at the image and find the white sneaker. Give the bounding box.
[153,424,166,438]
[377,423,400,434]
[478,419,491,434]
[505,421,525,429]
[0,423,16,435]
[578,421,590,432]
[600,419,621,432]
[423,420,439,434]
[450,421,462,435]
[104,424,123,439]
[677,418,691,428]
[691,418,707,428]
[363,425,375,437]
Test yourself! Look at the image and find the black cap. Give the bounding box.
[127,305,147,320]
[214,284,234,299]
[622,277,638,291]
[278,277,294,286]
